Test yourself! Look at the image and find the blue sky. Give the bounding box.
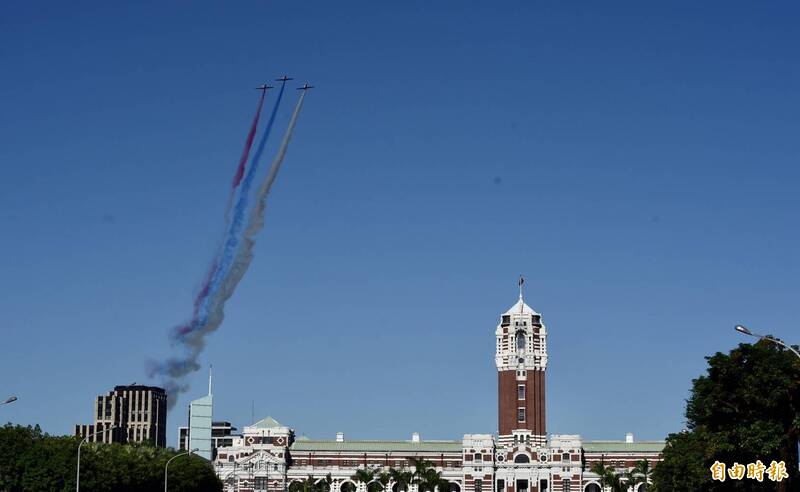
[1,1,798,447]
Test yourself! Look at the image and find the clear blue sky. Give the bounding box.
[1,1,798,447]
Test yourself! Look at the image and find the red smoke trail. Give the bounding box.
[191,90,267,324]
[231,90,267,190]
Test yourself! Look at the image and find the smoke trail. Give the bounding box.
[188,81,287,327]
[232,91,266,190]
[195,91,267,316]
[150,87,306,408]
[216,90,308,296]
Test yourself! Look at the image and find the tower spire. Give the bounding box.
[518,274,525,311]
[208,364,213,396]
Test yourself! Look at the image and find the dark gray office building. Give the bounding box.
[75,384,167,448]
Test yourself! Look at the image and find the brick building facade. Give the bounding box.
[214,290,663,492]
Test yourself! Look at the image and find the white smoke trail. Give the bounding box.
[213,90,308,299]
[155,91,308,408]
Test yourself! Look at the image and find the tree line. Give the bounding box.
[289,458,456,492]
[0,423,221,491]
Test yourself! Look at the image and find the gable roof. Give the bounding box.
[252,416,284,429]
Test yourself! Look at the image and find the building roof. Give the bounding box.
[291,440,462,453]
[252,416,284,429]
[582,441,665,453]
[504,298,539,316]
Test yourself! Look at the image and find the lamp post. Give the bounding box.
[1,396,17,405]
[165,448,198,492]
[735,325,800,360]
[76,425,116,492]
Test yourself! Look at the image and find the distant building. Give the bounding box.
[179,421,239,459]
[189,390,213,459]
[177,368,237,460]
[75,384,167,447]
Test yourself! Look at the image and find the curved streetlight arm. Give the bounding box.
[764,336,800,360]
[735,325,800,360]
[165,448,198,492]
[77,425,117,492]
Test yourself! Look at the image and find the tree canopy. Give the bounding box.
[652,339,800,491]
[0,423,221,491]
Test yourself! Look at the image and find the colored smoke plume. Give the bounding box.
[148,86,307,409]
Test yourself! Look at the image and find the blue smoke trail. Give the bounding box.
[210,90,308,309]
[149,81,290,406]
[190,80,288,332]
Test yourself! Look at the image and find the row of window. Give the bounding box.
[500,315,541,326]
[295,460,461,468]
[496,479,550,492]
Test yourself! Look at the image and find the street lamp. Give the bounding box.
[1,396,17,405]
[76,425,117,492]
[734,325,800,360]
[165,448,198,492]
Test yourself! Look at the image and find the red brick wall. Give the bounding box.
[498,370,545,436]
[498,371,518,435]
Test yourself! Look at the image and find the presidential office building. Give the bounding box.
[214,292,664,492]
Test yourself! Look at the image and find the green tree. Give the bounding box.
[650,431,708,492]
[317,473,334,492]
[0,424,46,491]
[589,462,631,492]
[353,467,376,492]
[0,424,221,491]
[589,462,614,490]
[290,476,312,492]
[653,339,800,492]
[388,467,413,492]
[375,468,391,492]
[631,459,652,491]
[341,482,358,492]
[408,460,441,492]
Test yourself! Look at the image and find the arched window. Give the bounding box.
[474,453,482,462]
[562,453,570,462]
[584,484,601,492]
[513,454,530,464]
[516,331,526,351]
